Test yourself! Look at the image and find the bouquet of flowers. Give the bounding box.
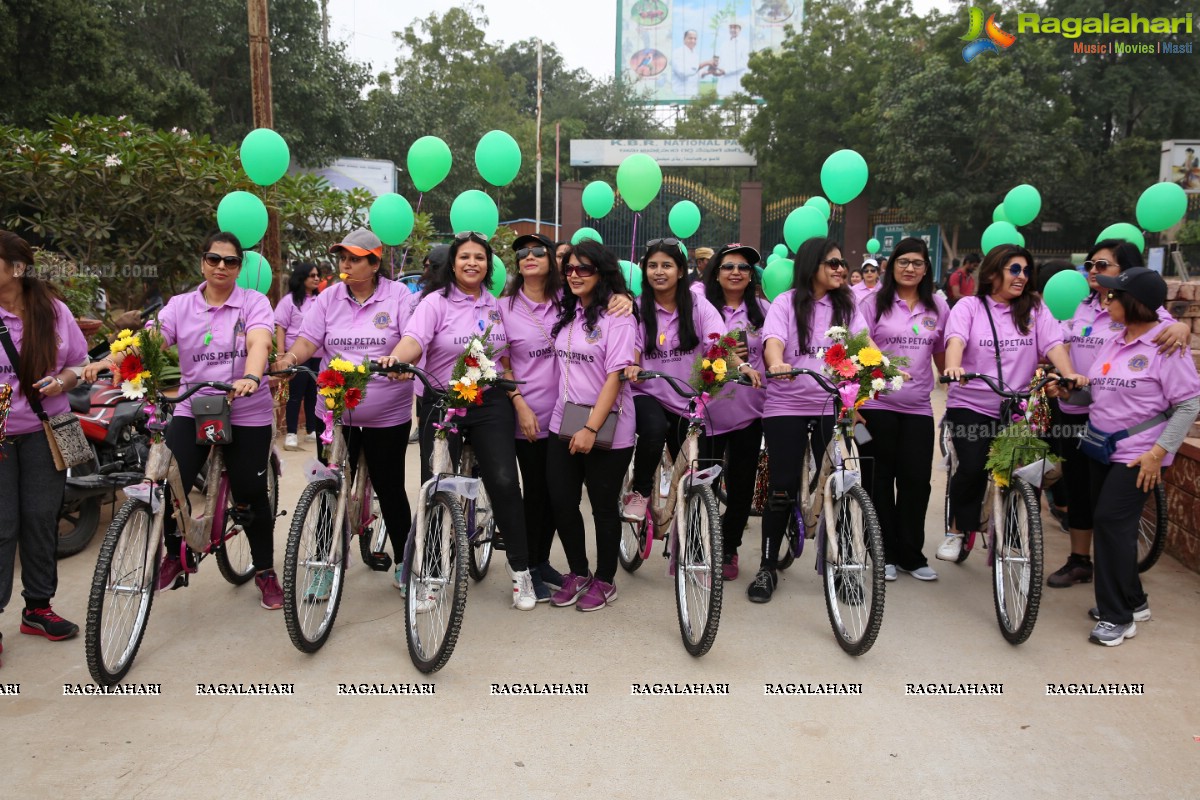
[317,355,370,425]
[441,327,500,437]
[818,327,908,419]
[985,369,1060,488]
[111,325,168,404]
[690,330,743,397]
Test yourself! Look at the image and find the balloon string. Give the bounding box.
[397,192,425,280]
[630,211,641,264]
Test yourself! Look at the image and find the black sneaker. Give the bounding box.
[535,561,564,590]
[834,574,865,606]
[747,569,777,603]
[20,607,79,641]
[1047,555,1092,588]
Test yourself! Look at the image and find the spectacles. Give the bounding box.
[646,237,682,249]
[1083,260,1114,271]
[454,231,489,244]
[516,246,547,260]
[1006,264,1032,278]
[822,258,848,270]
[563,262,598,278]
[719,262,752,273]
[895,258,927,270]
[203,252,243,268]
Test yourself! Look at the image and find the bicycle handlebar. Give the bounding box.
[368,361,524,396]
[938,371,1076,396]
[157,381,236,404]
[627,369,755,398]
[764,367,838,396]
[267,365,318,379]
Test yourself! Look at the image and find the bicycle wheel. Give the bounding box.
[282,480,345,653]
[992,478,1043,645]
[619,517,648,573]
[822,485,885,656]
[214,475,256,585]
[466,495,495,582]
[777,511,798,570]
[85,499,159,686]
[1137,483,1168,573]
[676,483,723,656]
[406,491,469,673]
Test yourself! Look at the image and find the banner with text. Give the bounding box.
[571,139,757,167]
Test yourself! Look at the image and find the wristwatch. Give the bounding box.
[242,374,261,385]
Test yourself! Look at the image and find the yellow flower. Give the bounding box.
[329,358,355,372]
[138,370,151,381]
[702,359,712,369]
[111,339,128,353]
[993,471,1009,488]
[453,380,479,403]
[356,364,366,374]
[117,329,133,340]
[129,335,141,348]
[325,397,336,409]
[712,358,727,374]
[318,386,336,397]
[857,347,883,367]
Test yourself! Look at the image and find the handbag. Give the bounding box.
[0,319,92,471]
[1078,412,1170,465]
[557,314,618,450]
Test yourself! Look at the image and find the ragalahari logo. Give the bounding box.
[962,7,1017,62]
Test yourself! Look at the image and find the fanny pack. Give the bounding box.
[192,395,233,445]
[1078,411,1170,465]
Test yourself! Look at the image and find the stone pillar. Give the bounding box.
[562,181,583,243]
[844,194,870,268]
[739,181,763,249]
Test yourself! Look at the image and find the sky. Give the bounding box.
[326,0,957,84]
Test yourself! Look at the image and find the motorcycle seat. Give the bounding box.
[68,390,92,414]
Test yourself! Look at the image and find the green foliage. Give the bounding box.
[1177,220,1200,246]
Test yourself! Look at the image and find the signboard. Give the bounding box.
[293,157,396,197]
[616,0,804,104]
[570,139,757,167]
[872,224,944,283]
[1160,139,1200,192]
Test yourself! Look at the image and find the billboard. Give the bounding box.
[616,0,804,104]
[570,139,757,167]
[1160,140,1200,192]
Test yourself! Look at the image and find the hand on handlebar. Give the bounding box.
[739,365,763,388]
[230,378,261,398]
[624,365,643,383]
[82,359,113,383]
[766,362,794,381]
[375,355,415,381]
[942,366,966,383]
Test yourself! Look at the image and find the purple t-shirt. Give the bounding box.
[851,281,881,300]
[0,299,89,435]
[705,296,769,436]
[158,283,275,426]
[634,295,726,416]
[499,289,561,440]
[274,292,322,355]
[549,307,638,449]
[859,293,949,416]
[944,295,1064,419]
[761,289,868,418]
[1087,320,1200,467]
[403,284,510,391]
[296,279,415,427]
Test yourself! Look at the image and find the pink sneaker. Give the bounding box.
[722,554,739,581]
[255,570,284,610]
[550,572,593,607]
[621,492,648,522]
[576,579,617,612]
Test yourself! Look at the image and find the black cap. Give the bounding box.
[513,233,554,253]
[1094,267,1167,311]
[426,244,450,269]
[711,242,761,266]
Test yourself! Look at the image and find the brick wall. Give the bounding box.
[1164,279,1200,439]
[1161,440,1200,573]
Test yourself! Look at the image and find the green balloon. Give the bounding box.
[489,254,507,297]
[1096,222,1145,253]
[993,204,1009,224]
[820,149,869,205]
[1136,182,1188,233]
[236,251,272,294]
[783,206,828,251]
[762,258,793,301]
[1003,184,1041,226]
[369,193,414,246]
[216,191,268,249]
[581,182,615,218]
[449,190,499,237]
[407,136,452,193]
[240,128,290,186]
[475,130,522,187]
[766,252,782,265]
[668,201,701,238]
[616,153,663,212]
[1043,268,1090,322]
[1016,231,1025,247]
[866,238,881,254]
[804,196,832,220]
[571,227,603,245]
[619,260,642,297]
[772,243,788,257]
[981,221,1022,254]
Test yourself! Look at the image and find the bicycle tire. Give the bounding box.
[676,483,723,656]
[822,484,885,656]
[466,496,494,582]
[214,475,256,586]
[992,478,1043,645]
[57,495,103,558]
[282,480,345,653]
[85,499,159,686]
[618,517,648,573]
[406,491,469,673]
[1137,483,1168,573]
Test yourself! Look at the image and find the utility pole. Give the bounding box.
[248,0,282,300]
[535,39,543,234]
[320,0,329,48]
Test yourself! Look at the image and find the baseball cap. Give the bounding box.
[329,228,384,258]
[513,232,554,253]
[711,242,761,266]
[862,258,879,269]
[694,247,714,260]
[1094,267,1167,311]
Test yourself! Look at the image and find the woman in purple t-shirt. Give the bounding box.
[274,261,323,451]
[858,237,949,583]
[938,244,1085,563]
[699,243,766,582]
[0,231,89,647]
[545,241,639,611]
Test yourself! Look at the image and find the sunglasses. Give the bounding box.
[719,262,752,273]
[862,267,878,273]
[454,231,489,244]
[203,252,243,268]
[823,258,848,270]
[516,246,548,260]
[646,237,682,249]
[1083,259,1114,271]
[1006,264,1033,278]
[563,262,598,278]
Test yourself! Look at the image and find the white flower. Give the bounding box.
[465,366,482,383]
[816,348,825,360]
[890,376,904,391]
[469,338,486,357]
[824,326,848,340]
[850,354,860,364]
[117,114,127,121]
[171,127,190,139]
[104,154,122,168]
[120,380,147,400]
[871,378,887,392]
[481,366,498,381]
[457,374,475,387]
[881,355,890,367]
[59,143,77,155]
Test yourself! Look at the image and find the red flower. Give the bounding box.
[119,354,144,381]
[344,387,362,409]
[464,355,479,368]
[824,343,846,365]
[871,369,884,379]
[473,388,485,405]
[706,345,722,359]
[317,369,345,388]
[708,332,720,340]
[723,336,738,349]
[701,369,717,383]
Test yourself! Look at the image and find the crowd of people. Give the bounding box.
[1,224,1198,671]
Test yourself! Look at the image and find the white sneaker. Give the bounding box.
[900,565,938,581]
[884,564,897,582]
[284,433,299,450]
[935,533,963,562]
[411,580,438,614]
[393,562,405,593]
[305,431,317,443]
[510,566,537,611]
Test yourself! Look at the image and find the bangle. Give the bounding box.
[509,391,523,399]
[583,425,599,435]
[737,362,751,373]
[243,374,261,385]
[54,376,65,390]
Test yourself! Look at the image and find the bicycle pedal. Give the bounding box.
[365,552,393,571]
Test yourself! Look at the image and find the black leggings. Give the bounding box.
[700,419,762,556]
[858,409,934,570]
[546,438,634,584]
[417,392,529,571]
[1055,410,1092,530]
[164,417,275,571]
[515,437,557,567]
[346,422,412,559]
[1089,459,1149,625]
[285,357,326,438]
[945,407,1000,533]
[631,395,689,497]
[759,415,833,570]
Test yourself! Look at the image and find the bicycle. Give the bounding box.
[616,370,740,657]
[1137,484,1168,573]
[762,368,886,656]
[84,381,282,686]
[938,371,1070,644]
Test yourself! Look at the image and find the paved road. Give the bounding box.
[4,401,1199,798]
